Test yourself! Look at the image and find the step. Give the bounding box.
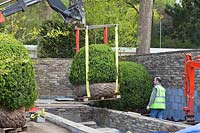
[96,128,121,133]
[80,121,97,128]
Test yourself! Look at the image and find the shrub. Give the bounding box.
[0,33,20,45]
[38,20,75,58]
[0,33,37,110]
[38,20,85,58]
[69,44,116,85]
[118,61,152,109]
[95,61,152,110]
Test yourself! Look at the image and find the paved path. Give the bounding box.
[26,120,71,133]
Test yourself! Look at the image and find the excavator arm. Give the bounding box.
[0,0,85,25]
[183,53,200,122]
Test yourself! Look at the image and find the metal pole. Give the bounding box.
[115,24,119,94]
[85,26,91,98]
[75,28,80,54]
[160,20,162,48]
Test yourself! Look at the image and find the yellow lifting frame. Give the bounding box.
[85,24,119,98]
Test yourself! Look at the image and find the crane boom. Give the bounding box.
[0,0,85,25]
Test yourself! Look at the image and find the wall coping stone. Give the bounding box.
[46,112,103,133]
[135,49,200,56]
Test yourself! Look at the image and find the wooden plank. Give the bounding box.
[0,125,28,133]
[77,95,121,102]
[55,98,74,101]
[2,128,17,133]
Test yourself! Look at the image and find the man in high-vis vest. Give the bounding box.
[147,77,166,119]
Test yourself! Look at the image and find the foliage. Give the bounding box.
[153,9,163,24]
[94,61,152,110]
[0,33,19,45]
[0,33,37,110]
[84,0,138,47]
[69,44,116,85]
[165,0,200,47]
[0,2,48,45]
[1,0,138,50]
[154,0,175,10]
[37,20,81,58]
[151,36,197,48]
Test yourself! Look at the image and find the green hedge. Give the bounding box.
[0,34,37,110]
[95,61,152,110]
[69,44,116,85]
[38,20,85,58]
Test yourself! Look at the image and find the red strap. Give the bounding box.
[27,107,39,112]
[0,12,5,23]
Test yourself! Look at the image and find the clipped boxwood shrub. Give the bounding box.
[95,61,152,111]
[119,61,152,109]
[0,33,37,110]
[69,44,116,85]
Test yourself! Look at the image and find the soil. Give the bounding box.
[24,120,71,133]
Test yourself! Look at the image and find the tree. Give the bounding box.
[154,0,175,10]
[165,0,200,47]
[84,0,138,47]
[137,0,153,54]
[0,1,51,45]
[123,0,139,14]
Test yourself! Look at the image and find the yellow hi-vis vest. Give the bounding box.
[150,85,166,109]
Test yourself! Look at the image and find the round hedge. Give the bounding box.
[95,61,152,110]
[0,33,37,110]
[119,61,152,109]
[69,44,116,85]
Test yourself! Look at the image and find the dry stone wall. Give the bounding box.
[34,58,75,98]
[45,106,190,133]
[124,50,200,88]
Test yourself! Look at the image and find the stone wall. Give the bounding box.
[45,106,93,123]
[124,50,200,88]
[93,108,190,133]
[34,50,200,97]
[34,58,75,98]
[45,106,190,133]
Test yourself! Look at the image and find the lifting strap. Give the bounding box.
[84,24,119,98]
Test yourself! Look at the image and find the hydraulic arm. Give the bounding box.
[0,0,85,25]
[183,53,200,122]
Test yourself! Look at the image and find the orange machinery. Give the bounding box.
[183,53,200,122]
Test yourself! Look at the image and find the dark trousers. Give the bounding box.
[150,109,164,119]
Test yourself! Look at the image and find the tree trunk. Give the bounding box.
[0,107,26,128]
[75,83,116,99]
[137,0,153,55]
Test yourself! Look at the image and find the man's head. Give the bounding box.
[154,76,161,85]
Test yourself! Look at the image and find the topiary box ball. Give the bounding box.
[69,44,117,85]
[0,33,37,110]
